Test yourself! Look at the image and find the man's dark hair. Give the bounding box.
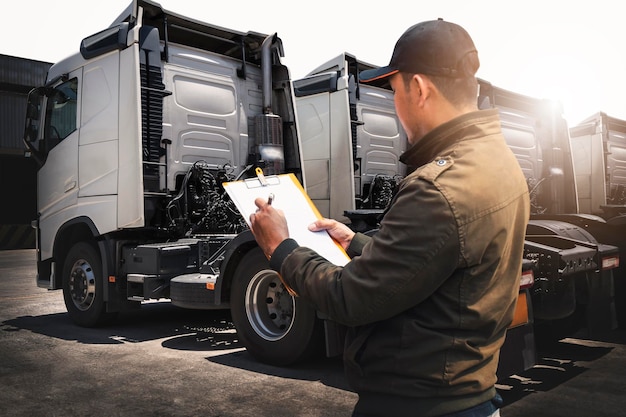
[401,52,479,108]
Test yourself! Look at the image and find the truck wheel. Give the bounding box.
[230,247,324,366]
[62,242,114,327]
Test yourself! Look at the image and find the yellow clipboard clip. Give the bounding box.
[255,167,269,186]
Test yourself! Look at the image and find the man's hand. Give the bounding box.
[249,197,289,259]
[308,218,355,250]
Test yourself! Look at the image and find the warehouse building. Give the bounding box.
[0,54,51,249]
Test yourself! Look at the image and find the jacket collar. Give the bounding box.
[399,109,500,168]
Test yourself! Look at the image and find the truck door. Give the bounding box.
[35,70,82,258]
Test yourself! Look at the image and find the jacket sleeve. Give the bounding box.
[275,176,461,327]
[347,232,370,257]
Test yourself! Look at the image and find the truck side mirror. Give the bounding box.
[23,87,47,166]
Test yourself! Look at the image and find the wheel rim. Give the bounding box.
[68,258,96,311]
[244,269,295,341]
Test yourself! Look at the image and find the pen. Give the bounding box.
[267,193,274,206]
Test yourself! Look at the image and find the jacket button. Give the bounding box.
[436,159,447,166]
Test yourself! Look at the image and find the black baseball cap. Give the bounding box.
[359,19,479,83]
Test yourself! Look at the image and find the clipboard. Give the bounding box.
[223,170,350,266]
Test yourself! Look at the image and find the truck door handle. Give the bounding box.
[64,180,77,193]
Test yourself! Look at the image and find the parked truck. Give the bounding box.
[569,112,626,327]
[477,82,620,340]
[23,0,318,365]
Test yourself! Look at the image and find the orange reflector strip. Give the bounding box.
[602,256,620,270]
[108,275,116,283]
[509,291,529,329]
[206,282,215,290]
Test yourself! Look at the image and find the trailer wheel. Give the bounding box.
[62,242,114,327]
[230,247,323,366]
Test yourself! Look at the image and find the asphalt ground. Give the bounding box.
[2,249,626,416]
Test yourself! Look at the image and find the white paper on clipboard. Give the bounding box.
[223,173,350,266]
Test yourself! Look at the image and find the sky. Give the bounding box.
[4,0,624,126]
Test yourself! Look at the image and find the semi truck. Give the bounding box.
[476,82,620,340]
[569,112,626,327]
[24,0,315,365]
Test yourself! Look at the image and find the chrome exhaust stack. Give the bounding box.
[255,33,284,175]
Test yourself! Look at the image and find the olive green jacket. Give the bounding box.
[270,109,530,416]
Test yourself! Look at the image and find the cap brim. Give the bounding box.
[359,66,399,83]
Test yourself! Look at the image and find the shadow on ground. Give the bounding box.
[498,336,616,406]
[1,302,240,350]
[1,302,351,391]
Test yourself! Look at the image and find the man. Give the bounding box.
[250,19,530,417]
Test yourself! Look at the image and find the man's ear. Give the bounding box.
[413,74,430,102]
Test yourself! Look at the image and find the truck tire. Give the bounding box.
[230,247,324,366]
[62,242,114,327]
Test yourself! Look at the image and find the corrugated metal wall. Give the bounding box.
[0,54,51,90]
[0,54,51,152]
[0,55,52,249]
[0,92,29,151]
